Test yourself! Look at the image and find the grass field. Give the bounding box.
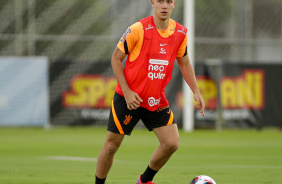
[0,127,282,184]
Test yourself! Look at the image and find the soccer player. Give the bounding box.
[95,0,205,184]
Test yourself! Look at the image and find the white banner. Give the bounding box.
[0,57,49,126]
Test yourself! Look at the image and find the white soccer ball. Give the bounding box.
[190,175,216,184]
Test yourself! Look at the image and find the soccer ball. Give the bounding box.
[190,175,216,184]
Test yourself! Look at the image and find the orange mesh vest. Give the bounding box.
[115,16,187,111]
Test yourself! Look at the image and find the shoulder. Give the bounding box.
[171,19,186,29]
[169,19,177,27]
[169,19,187,35]
[175,21,187,36]
[129,22,143,32]
[119,22,143,44]
[127,22,143,41]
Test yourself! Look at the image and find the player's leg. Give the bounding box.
[138,107,179,183]
[96,92,141,184]
[96,131,124,181]
[150,123,179,170]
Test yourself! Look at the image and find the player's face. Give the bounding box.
[151,0,176,20]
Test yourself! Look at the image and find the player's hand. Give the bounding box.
[123,90,143,110]
[194,92,205,116]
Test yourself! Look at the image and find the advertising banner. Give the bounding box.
[0,57,49,126]
[50,59,282,128]
[175,62,282,128]
[49,59,115,125]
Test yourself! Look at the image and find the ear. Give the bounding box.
[151,0,154,7]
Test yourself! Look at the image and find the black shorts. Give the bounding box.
[107,92,175,135]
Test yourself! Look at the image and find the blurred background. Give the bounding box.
[0,0,282,129]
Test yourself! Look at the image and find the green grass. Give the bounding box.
[0,127,282,184]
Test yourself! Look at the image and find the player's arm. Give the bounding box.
[176,55,205,116]
[111,47,143,110]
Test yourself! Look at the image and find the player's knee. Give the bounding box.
[104,142,120,155]
[162,139,179,153]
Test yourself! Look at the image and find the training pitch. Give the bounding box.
[0,127,281,184]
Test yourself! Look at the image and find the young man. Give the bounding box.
[95,0,205,184]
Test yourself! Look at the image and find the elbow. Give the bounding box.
[111,48,126,65]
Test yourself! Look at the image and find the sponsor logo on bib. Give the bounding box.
[148,59,169,80]
[148,97,161,107]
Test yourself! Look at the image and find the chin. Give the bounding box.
[159,15,169,20]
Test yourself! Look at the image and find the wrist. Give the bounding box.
[122,87,131,96]
[193,89,201,96]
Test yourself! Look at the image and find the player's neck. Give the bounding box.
[153,14,170,31]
